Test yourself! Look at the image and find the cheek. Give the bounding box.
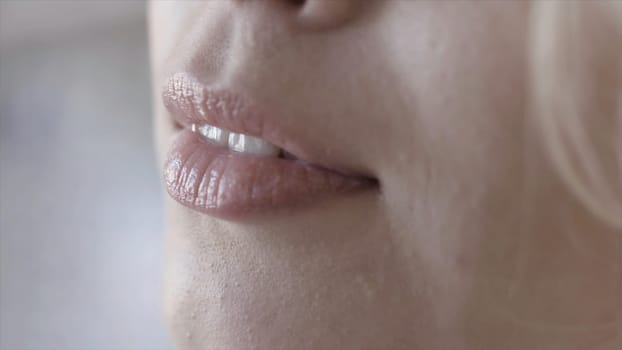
[371,0,529,324]
[381,2,528,178]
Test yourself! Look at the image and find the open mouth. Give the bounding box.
[189,122,298,159]
[162,73,376,220]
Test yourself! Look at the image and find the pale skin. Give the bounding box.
[149,1,622,349]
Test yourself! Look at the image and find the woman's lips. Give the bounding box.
[162,73,374,220]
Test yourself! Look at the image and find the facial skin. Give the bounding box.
[149,1,622,349]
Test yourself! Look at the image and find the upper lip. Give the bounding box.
[162,72,303,159]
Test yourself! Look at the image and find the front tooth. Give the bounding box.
[228,133,280,156]
[197,124,228,146]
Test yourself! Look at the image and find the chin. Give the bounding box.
[161,194,457,350]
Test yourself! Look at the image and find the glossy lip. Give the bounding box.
[162,72,375,220]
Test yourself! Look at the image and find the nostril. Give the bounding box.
[287,0,305,6]
[297,0,357,30]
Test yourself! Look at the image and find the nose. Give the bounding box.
[296,0,358,30]
[236,0,358,31]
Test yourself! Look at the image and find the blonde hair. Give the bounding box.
[530,0,622,229]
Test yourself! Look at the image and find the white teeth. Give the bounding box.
[191,123,281,157]
[228,133,280,156]
[197,124,228,146]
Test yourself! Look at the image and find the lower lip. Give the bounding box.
[164,129,371,220]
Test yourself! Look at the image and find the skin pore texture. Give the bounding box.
[149,1,622,349]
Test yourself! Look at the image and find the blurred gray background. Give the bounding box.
[0,1,172,349]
